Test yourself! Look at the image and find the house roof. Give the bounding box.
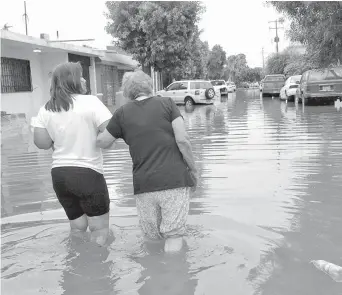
[1,30,139,69]
[1,30,100,57]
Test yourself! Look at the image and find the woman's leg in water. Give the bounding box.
[158,187,190,253]
[69,214,88,238]
[87,213,109,246]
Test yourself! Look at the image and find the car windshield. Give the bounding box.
[190,81,212,89]
[290,76,301,84]
[309,68,342,81]
[211,81,225,86]
[264,76,285,82]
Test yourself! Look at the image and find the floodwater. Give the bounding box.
[2,90,342,295]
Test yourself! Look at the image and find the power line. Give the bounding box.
[269,19,284,53]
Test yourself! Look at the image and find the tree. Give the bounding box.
[207,45,226,79]
[105,1,205,75]
[224,54,249,84]
[265,46,318,77]
[266,52,290,75]
[164,28,210,82]
[269,1,342,67]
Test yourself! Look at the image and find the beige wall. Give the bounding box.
[2,47,45,120]
[1,47,67,121]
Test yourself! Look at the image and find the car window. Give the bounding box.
[200,82,212,89]
[179,82,188,90]
[308,69,342,81]
[265,76,285,82]
[190,82,199,89]
[290,76,301,84]
[326,68,342,80]
[211,80,224,86]
[285,78,290,85]
[168,83,180,91]
[190,81,212,89]
[299,72,307,83]
[309,70,327,81]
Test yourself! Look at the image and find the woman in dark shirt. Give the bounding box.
[97,71,198,252]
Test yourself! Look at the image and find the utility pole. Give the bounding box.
[23,1,28,35]
[262,47,265,72]
[269,19,284,54]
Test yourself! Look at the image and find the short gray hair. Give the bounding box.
[122,70,153,100]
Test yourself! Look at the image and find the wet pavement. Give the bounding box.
[1,89,342,295]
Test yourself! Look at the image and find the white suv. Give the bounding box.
[156,80,215,106]
[211,80,228,95]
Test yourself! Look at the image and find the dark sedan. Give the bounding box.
[296,67,342,104]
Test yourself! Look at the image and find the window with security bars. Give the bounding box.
[1,57,32,93]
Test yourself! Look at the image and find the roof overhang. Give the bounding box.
[95,52,139,69]
[1,30,100,57]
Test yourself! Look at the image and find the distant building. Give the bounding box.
[1,30,138,120]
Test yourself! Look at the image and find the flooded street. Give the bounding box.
[2,89,342,295]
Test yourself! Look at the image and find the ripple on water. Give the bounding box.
[2,91,342,295]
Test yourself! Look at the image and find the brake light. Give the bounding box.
[195,90,200,95]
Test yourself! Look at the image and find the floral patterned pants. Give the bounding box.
[136,187,190,239]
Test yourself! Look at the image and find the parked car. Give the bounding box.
[261,74,286,96]
[249,82,260,88]
[156,80,215,106]
[240,82,250,89]
[211,80,228,95]
[296,67,342,104]
[280,75,302,101]
[226,81,236,92]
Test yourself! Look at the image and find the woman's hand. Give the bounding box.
[190,169,198,190]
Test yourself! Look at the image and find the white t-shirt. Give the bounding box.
[32,95,112,174]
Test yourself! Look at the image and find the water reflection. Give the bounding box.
[2,90,342,294]
[61,236,117,295]
[132,240,197,295]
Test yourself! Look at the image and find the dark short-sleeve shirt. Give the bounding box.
[106,96,194,195]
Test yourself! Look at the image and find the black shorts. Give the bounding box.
[51,167,110,220]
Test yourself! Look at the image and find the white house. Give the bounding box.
[1,30,138,120]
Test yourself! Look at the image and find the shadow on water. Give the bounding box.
[2,89,342,294]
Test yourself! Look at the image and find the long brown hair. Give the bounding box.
[45,62,83,112]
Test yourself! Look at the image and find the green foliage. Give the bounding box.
[266,46,318,77]
[224,54,248,82]
[207,45,226,79]
[269,1,342,67]
[105,1,205,76]
[223,54,261,86]
[266,52,289,75]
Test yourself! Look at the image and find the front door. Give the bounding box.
[166,82,180,102]
[68,53,91,94]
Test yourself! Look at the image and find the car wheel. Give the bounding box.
[184,97,195,107]
[205,88,215,99]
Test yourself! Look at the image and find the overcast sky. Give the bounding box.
[1,0,290,68]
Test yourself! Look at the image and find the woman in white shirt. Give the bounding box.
[32,62,112,246]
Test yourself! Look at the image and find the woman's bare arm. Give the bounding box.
[34,127,54,150]
[172,117,197,173]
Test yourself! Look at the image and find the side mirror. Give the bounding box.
[164,87,167,91]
